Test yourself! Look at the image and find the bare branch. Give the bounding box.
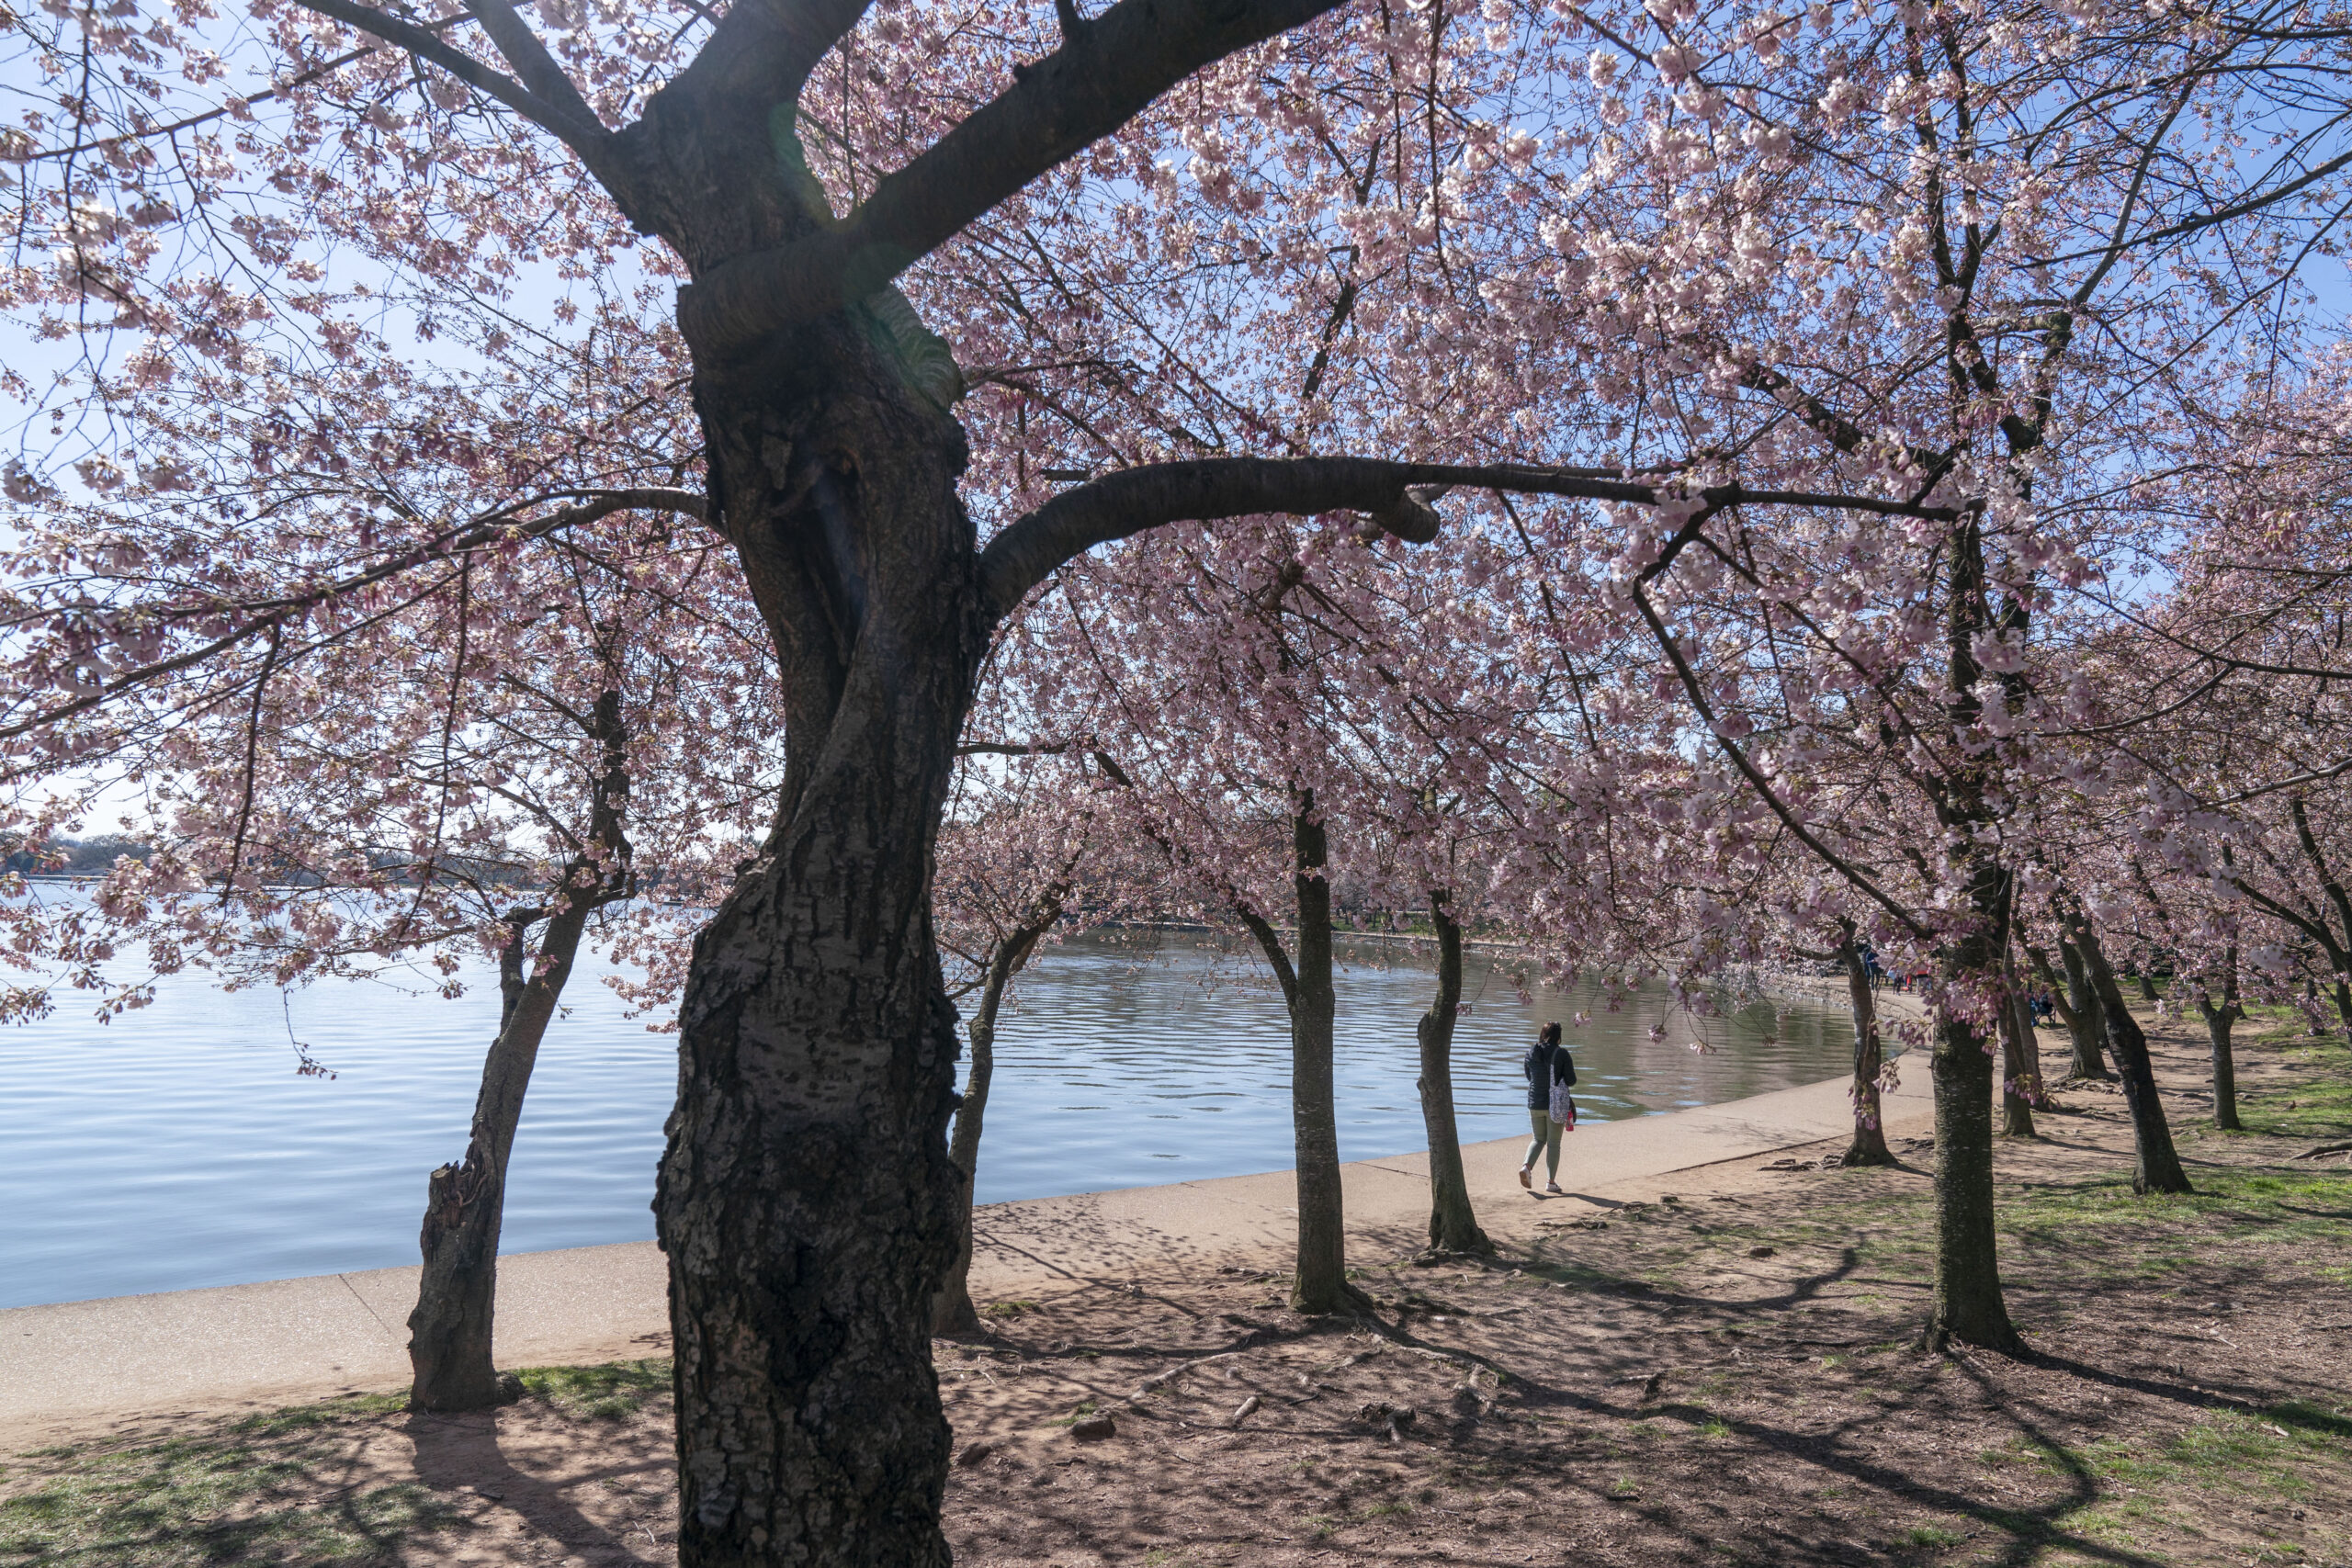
[290,0,615,170]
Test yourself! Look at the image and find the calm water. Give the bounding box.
[0,926,1857,1309]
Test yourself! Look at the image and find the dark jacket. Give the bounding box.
[1522,1041,1577,1110]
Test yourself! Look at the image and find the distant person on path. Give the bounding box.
[1520,1021,1577,1195]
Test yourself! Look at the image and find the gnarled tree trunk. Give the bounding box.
[2064,912,2193,1195]
[1417,897,1491,1254]
[1837,925,1895,1168]
[1920,514,2021,1355]
[654,314,989,1567]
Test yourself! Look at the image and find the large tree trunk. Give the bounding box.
[933,923,1049,1336]
[655,320,988,1567]
[2064,914,2195,1195]
[1837,927,1895,1168]
[2197,944,2244,1133]
[1417,897,1491,1254]
[1924,984,2018,1351]
[1239,795,1351,1314]
[410,688,627,1413]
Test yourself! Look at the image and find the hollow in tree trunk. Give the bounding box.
[933,919,1052,1336]
[1417,896,1492,1254]
[1837,925,1895,1168]
[2064,913,2194,1195]
[1237,793,1354,1314]
[2197,943,2245,1133]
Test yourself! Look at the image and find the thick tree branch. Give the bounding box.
[674,0,1351,349]
[976,455,1961,617]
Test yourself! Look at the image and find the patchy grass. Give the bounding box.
[980,1298,1040,1320]
[0,1397,460,1567]
[514,1358,670,1420]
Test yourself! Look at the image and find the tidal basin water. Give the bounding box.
[0,929,1860,1308]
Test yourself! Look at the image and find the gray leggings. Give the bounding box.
[1523,1109,1562,1179]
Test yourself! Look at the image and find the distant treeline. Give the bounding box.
[5,835,155,877]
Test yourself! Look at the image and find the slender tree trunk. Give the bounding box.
[1289,802,1349,1312]
[2037,936,2109,1079]
[655,325,989,1567]
[2198,943,2244,1133]
[2290,796,2352,1035]
[2137,969,2160,1003]
[409,690,627,1413]
[1919,513,2021,1354]
[933,924,1046,1336]
[1837,927,1895,1168]
[1996,966,2037,1138]
[1417,897,1491,1254]
[407,928,540,1410]
[2064,913,2194,1195]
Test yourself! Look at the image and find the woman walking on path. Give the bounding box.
[1520,1021,1577,1195]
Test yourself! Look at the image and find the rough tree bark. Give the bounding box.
[2063,910,2195,1195]
[1417,896,1492,1254]
[933,917,1055,1336]
[1836,925,1895,1168]
[654,337,985,1566]
[2195,942,2245,1133]
[1237,795,1354,1313]
[408,689,629,1413]
[1919,514,2023,1355]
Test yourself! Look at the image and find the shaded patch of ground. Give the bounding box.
[6,1014,2346,1567]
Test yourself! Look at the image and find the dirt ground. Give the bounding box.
[6,1010,2348,1568]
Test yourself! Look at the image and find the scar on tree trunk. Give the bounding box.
[933,915,1056,1336]
[1417,894,1493,1255]
[2064,909,2194,1195]
[1836,924,1895,1168]
[1238,793,1364,1314]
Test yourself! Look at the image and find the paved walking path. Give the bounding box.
[1,1047,1933,1440]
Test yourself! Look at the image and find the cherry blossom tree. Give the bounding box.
[10,0,2348,1551]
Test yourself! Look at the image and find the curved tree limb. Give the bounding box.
[976,455,1958,617]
